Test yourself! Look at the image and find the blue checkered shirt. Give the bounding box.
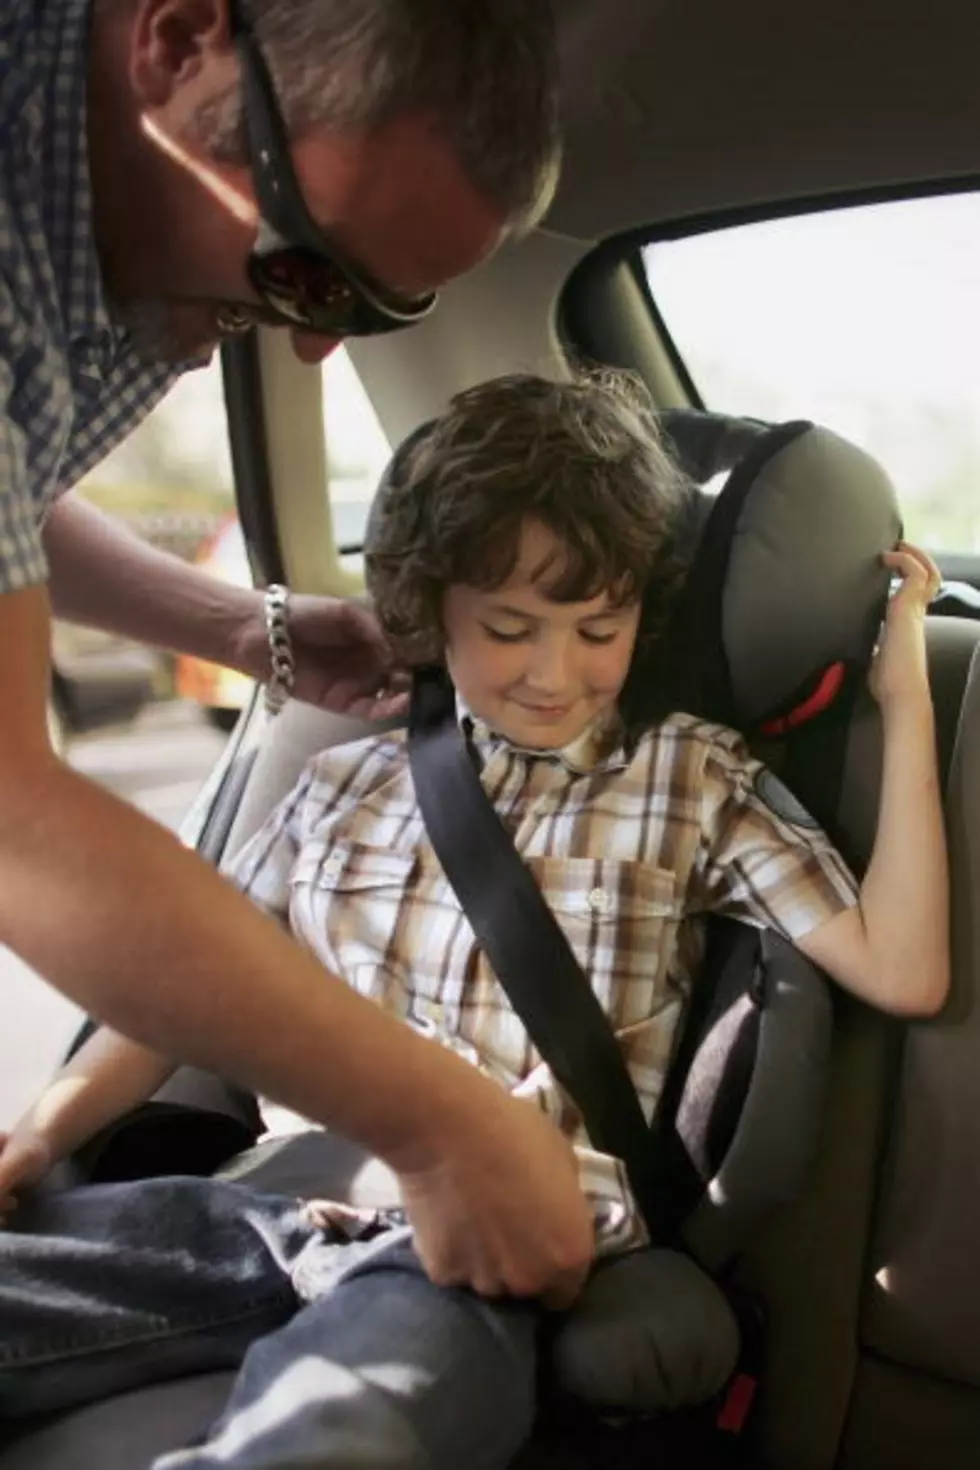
[0,0,186,594]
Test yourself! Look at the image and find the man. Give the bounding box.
[0,0,593,1303]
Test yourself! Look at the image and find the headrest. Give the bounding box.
[365,406,902,735]
[658,410,902,730]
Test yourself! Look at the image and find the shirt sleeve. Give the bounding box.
[0,347,46,594]
[690,733,859,941]
[225,765,317,925]
[223,733,399,923]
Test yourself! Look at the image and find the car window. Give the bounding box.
[641,192,980,550]
[321,348,391,568]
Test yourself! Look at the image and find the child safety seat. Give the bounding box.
[36,411,901,1470]
[377,408,901,1459]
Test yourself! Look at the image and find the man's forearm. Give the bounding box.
[0,758,479,1172]
[43,494,265,677]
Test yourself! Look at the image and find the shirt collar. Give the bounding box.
[457,695,630,776]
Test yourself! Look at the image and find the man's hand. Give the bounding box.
[238,592,408,721]
[393,1086,594,1307]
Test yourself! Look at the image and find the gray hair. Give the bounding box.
[196,0,560,231]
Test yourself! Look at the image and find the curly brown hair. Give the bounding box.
[365,371,694,716]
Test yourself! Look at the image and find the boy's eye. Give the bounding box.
[579,627,619,646]
[482,624,530,644]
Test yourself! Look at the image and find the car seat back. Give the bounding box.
[822,625,980,1470]
[732,612,980,1470]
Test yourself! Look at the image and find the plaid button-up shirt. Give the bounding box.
[231,710,858,1255]
[0,0,185,594]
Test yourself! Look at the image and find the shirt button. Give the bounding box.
[321,851,344,880]
[588,887,613,915]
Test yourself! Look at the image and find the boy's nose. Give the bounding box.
[526,637,574,694]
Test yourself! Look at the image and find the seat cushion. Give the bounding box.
[0,1373,234,1470]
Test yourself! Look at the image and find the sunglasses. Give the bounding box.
[224,0,437,339]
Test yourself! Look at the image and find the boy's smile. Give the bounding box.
[442,520,641,751]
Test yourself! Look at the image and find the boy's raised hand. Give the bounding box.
[870,542,942,708]
[0,1127,52,1224]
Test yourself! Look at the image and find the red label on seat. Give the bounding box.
[759,660,847,738]
[717,1371,758,1434]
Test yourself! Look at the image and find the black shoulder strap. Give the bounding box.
[407,667,701,1243]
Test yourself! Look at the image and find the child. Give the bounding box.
[0,373,948,1470]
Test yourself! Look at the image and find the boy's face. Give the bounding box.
[443,520,641,750]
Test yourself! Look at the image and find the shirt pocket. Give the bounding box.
[289,841,418,1005]
[525,855,680,1031]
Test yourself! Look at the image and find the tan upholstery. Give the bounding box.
[861,636,980,1387]
[739,617,980,1470]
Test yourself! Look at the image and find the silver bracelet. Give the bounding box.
[263,583,296,716]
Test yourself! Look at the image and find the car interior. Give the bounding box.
[5,0,980,1465]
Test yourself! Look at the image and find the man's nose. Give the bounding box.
[291,331,340,364]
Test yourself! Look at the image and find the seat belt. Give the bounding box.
[409,667,768,1461]
[407,666,701,1245]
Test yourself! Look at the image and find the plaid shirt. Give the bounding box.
[0,0,185,594]
[232,710,858,1255]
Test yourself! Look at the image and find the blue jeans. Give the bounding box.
[0,1177,538,1469]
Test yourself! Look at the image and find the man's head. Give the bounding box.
[92,0,559,362]
[366,373,691,750]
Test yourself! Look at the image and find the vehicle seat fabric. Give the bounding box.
[732,614,980,1470]
[833,627,980,1468]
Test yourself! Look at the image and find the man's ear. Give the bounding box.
[129,0,233,108]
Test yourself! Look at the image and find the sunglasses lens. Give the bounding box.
[249,246,436,337]
[250,248,358,331]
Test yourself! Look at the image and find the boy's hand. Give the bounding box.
[869,543,942,710]
[0,1128,52,1224]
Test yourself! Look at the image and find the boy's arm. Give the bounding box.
[0,1030,175,1214]
[796,545,949,1017]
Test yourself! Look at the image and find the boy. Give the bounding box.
[0,373,948,1470]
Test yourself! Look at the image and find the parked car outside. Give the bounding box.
[172,514,255,732]
[49,620,160,751]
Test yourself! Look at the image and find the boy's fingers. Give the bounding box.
[887,543,942,594]
[883,549,939,606]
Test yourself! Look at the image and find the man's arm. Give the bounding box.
[44,493,262,671]
[0,583,592,1299]
[43,495,406,718]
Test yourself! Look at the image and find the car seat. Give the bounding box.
[1,412,971,1470]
